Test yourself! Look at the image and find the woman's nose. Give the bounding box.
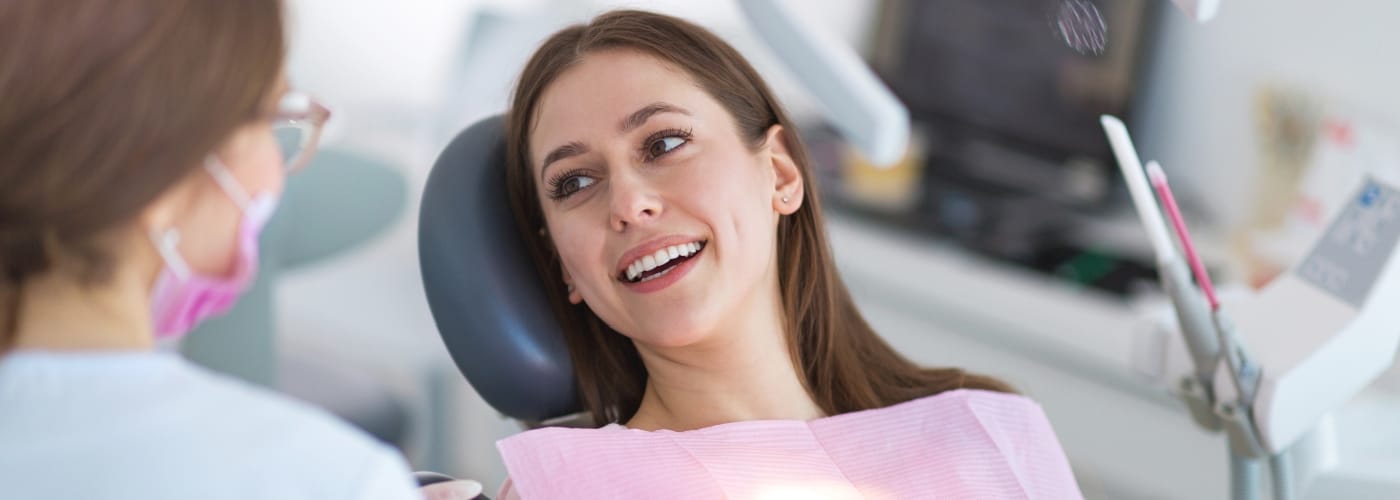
[608,171,662,232]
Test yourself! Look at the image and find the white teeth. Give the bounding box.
[623,241,705,282]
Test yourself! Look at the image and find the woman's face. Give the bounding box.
[530,49,802,347]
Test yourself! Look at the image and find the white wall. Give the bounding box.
[1135,0,1400,226]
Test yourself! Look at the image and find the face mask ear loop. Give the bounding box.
[203,155,252,211]
[150,155,249,282]
[148,227,191,281]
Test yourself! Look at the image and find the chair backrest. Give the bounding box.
[418,115,580,423]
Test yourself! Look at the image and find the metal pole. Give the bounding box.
[1231,443,1262,500]
[1270,449,1295,500]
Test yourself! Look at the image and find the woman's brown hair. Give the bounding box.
[506,9,1013,425]
[0,0,287,345]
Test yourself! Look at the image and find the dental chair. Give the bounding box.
[418,115,581,426]
[415,115,578,497]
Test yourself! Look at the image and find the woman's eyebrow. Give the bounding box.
[540,141,589,176]
[540,102,693,175]
[619,102,691,133]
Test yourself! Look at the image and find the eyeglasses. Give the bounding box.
[271,90,331,174]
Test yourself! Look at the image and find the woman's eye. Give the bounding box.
[557,175,596,198]
[647,136,686,159]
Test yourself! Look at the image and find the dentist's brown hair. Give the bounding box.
[505,9,1012,424]
[0,0,286,346]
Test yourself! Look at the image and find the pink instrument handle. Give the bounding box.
[1148,163,1221,311]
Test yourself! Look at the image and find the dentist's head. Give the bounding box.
[0,0,327,350]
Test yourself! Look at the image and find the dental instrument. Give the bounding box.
[1103,114,1400,499]
[1102,116,1224,432]
[1147,161,1220,311]
[1149,160,1283,499]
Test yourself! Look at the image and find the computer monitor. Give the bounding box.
[870,0,1157,205]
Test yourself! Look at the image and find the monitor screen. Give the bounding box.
[872,0,1155,168]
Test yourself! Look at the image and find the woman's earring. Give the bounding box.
[782,196,790,204]
[566,283,574,293]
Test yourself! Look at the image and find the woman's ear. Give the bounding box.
[560,264,582,305]
[764,125,804,215]
[541,225,583,304]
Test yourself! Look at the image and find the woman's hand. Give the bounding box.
[419,479,484,500]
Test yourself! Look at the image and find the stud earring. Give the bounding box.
[782,196,790,204]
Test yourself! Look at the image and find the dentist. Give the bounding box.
[0,1,468,498]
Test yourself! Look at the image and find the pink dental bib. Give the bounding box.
[497,389,1083,499]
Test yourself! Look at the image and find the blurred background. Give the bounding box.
[178,0,1400,498]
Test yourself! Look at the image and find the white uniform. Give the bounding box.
[0,350,422,500]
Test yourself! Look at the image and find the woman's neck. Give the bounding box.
[9,267,154,352]
[626,292,824,431]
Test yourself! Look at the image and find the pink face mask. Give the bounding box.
[149,157,279,339]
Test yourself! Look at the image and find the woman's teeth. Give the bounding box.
[625,242,702,282]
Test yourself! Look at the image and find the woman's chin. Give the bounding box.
[625,317,717,349]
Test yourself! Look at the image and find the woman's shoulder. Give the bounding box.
[815,389,1062,454]
[923,386,1041,409]
[496,422,631,455]
[911,388,1057,435]
[832,387,1046,426]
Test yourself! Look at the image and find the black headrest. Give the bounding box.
[418,115,580,422]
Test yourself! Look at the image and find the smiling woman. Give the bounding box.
[506,10,1015,427]
[495,8,1081,499]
